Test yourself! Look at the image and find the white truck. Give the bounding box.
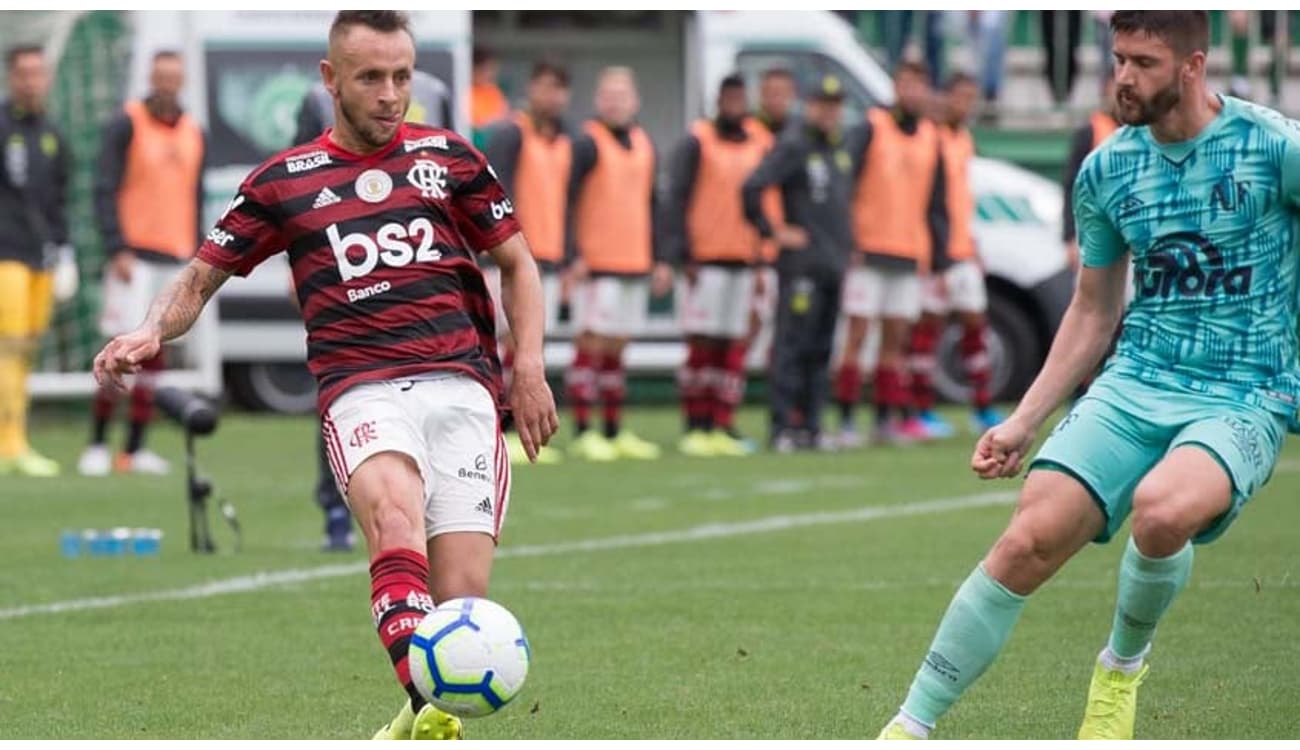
[125,10,1071,412]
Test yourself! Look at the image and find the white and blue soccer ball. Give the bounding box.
[408,597,531,718]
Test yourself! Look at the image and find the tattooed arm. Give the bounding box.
[92,258,232,390]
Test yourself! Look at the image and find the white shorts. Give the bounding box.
[322,373,510,540]
[572,276,649,338]
[680,266,755,339]
[841,265,923,321]
[922,260,987,315]
[99,258,185,337]
[482,266,562,338]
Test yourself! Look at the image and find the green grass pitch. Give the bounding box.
[2,406,1298,739]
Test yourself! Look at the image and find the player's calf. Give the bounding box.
[348,453,439,710]
[428,531,494,603]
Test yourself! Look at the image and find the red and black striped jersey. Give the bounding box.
[197,123,521,414]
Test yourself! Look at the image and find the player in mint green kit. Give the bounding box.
[878,11,1300,740]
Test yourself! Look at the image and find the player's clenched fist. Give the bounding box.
[92,326,161,393]
[970,416,1036,479]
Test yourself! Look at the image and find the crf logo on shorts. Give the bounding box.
[350,420,378,448]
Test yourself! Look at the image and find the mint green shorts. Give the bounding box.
[1029,372,1286,544]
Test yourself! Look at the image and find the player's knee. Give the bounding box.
[985,525,1054,595]
[351,457,426,551]
[364,501,424,552]
[1131,480,1197,557]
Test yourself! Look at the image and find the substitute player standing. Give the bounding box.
[93,11,557,740]
[662,74,772,458]
[835,61,948,448]
[907,72,1002,439]
[80,50,206,477]
[564,66,671,462]
[879,11,1300,739]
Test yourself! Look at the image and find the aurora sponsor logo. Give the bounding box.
[1136,232,1252,299]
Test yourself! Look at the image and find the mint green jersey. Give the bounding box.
[1073,96,1300,423]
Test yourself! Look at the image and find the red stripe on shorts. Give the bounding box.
[493,427,510,538]
[323,415,349,492]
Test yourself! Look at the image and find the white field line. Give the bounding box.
[492,577,1300,594]
[0,491,1017,622]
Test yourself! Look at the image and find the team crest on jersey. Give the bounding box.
[355,169,393,203]
[403,135,449,152]
[407,158,449,200]
[285,149,331,174]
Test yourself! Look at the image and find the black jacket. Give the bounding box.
[742,122,855,280]
[0,100,69,268]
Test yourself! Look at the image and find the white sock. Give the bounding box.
[895,710,932,739]
[1099,645,1148,675]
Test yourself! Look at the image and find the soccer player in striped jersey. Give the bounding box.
[93,11,557,740]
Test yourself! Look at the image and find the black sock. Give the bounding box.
[839,401,855,427]
[125,421,146,455]
[875,403,890,425]
[575,420,590,437]
[91,418,109,446]
[604,420,620,439]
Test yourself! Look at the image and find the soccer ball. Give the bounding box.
[408,597,531,718]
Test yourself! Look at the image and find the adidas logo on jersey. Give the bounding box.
[312,187,342,209]
[475,497,494,516]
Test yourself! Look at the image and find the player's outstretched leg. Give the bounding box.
[347,452,460,741]
[879,470,1103,739]
[404,531,498,740]
[1078,445,1225,740]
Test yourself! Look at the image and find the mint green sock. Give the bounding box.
[900,564,1026,727]
[1107,536,1193,659]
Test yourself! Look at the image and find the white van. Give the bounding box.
[129,10,1071,412]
